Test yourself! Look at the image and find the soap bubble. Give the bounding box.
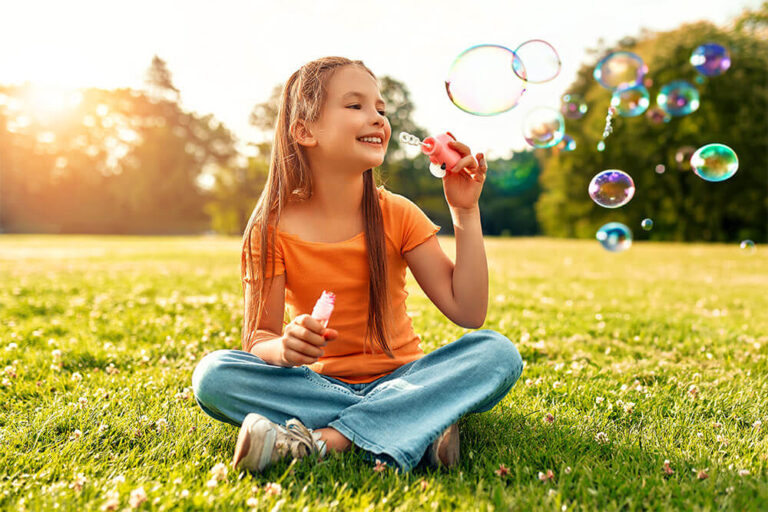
[740,240,756,253]
[655,164,666,174]
[646,106,671,124]
[690,43,731,77]
[657,80,699,116]
[675,146,697,170]
[561,94,587,119]
[641,218,654,231]
[596,222,632,252]
[522,107,565,148]
[514,39,561,83]
[445,44,527,115]
[695,75,706,85]
[611,85,650,117]
[593,51,647,90]
[690,143,739,182]
[597,141,606,152]
[589,170,636,208]
[557,134,576,151]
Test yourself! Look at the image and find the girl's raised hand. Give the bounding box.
[279,314,338,367]
[443,140,488,211]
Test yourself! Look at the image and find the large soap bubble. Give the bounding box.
[690,143,739,182]
[589,170,635,208]
[514,39,561,83]
[690,43,731,77]
[611,85,650,117]
[522,107,565,148]
[657,81,700,117]
[596,222,633,252]
[561,94,587,119]
[445,44,527,116]
[646,106,671,124]
[593,51,647,90]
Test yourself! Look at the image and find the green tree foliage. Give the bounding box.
[536,5,768,242]
[0,56,237,234]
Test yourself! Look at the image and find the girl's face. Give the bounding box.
[306,65,391,171]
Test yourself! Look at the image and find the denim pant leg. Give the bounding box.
[327,329,524,473]
[191,349,362,429]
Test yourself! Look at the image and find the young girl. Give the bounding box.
[192,56,523,474]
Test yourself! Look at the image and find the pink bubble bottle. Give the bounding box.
[399,131,463,178]
[311,290,336,328]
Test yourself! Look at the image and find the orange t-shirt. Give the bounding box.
[242,186,441,384]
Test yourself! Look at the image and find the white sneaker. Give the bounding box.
[232,413,327,473]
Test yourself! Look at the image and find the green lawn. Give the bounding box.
[1,235,766,511]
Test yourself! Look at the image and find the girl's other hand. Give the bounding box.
[279,314,339,367]
[443,140,488,211]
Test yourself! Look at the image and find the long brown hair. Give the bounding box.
[240,57,394,358]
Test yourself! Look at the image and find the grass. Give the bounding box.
[0,234,766,511]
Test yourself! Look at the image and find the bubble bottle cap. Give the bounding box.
[311,290,336,328]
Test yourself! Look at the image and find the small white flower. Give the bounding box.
[180,489,189,498]
[112,475,125,485]
[71,372,83,382]
[595,397,604,404]
[155,418,168,432]
[52,349,62,361]
[97,423,109,434]
[264,482,282,496]
[69,430,82,441]
[6,343,18,350]
[205,478,218,489]
[129,487,147,508]
[738,469,750,476]
[595,432,609,444]
[246,497,259,507]
[210,462,227,481]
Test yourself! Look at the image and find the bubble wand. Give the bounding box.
[399,131,464,178]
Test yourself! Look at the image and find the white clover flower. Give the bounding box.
[595,432,609,444]
[129,487,147,508]
[71,372,83,382]
[210,462,227,481]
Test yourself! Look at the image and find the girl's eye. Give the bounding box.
[347,105,387,116]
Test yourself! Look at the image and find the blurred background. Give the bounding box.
[0,0,765,241]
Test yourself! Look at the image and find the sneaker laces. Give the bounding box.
[272,418,322,461]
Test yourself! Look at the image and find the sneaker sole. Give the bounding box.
[232,413,277,472]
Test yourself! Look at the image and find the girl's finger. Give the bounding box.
[453,155,478,173]
[448,140,471,157]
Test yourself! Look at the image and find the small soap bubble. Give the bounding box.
[675,146,697,170]
[596,222,632,252]
[655,164,666,174]
[593,51,648,90]
[445,44,527,115]
[557,134,576,152]
[522,107,565,148]
[561,94,588,119]
[740,240,756,253]
[588,170,636,208]
[641,218,654,231]
[690,143,739,182]
[657,81,700,117]
[646,106,671,125]
[690,43,731,77]
[399,132,421,146]
[514,39,561,83]
[695,75,706,85]
[597,141,606,152]
[611,85,650,117]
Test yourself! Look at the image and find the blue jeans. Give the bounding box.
[191,329,523,472]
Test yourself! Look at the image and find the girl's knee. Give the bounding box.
[191,349,232,405]
[472,330,524,383]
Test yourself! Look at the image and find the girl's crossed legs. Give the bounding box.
[191,329,523,472]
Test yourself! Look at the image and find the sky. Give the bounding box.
[0,0,760,159]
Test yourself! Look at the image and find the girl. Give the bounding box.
[192,56,523,474]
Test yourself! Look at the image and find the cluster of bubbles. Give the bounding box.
[444,40,752,253]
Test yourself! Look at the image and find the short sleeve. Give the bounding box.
[241,225,285,284]
[383,190,441,255]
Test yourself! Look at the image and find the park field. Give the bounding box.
[0,235,766,511]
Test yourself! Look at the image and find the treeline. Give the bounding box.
[0,4,765,241]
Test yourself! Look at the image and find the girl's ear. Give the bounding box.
[291,120,318,147]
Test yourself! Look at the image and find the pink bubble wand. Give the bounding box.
[400,131,464,178]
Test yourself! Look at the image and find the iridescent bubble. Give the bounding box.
[596,222,633,252]
[522,107,565,148]
[641,218,654,231]
[597,141,606,152]
[514,39,561,83]
[445,44,527,115]
[675,146,697,170]
[655,164,666,174]
[593,51,648,90]
[561,94,588,119]
[690,143,739,182]
[740,240,756,253]
[690,43,731,77]
[694,75,706,85]
[557,134,576,151]
[646,106,671,124]
[611,85,650,117]
[588,170,636,208]
[657,81,700,116]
